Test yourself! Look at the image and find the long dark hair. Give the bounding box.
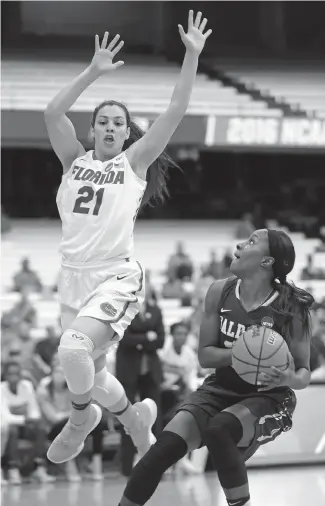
[267,229,314,342]
[91,100,179,207]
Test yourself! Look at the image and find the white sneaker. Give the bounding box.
[67,473,82,483]
[47,404,102,464]
[33,466,56,483]
[8,468,22,485]
[90,454,103,481]
[65,460,81,483]
[126,399,157,458]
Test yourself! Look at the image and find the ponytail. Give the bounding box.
[91,100,179,208]
[271,278,314,343]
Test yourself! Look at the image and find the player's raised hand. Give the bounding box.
[178,10,212,55]
[90,32,124,75]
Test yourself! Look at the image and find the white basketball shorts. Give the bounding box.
[58,257,145,347]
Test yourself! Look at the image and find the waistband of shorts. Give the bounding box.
[61,257,131,270]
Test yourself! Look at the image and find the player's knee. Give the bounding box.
[131,431,187,476]
[204,412,243,446]
[58,329,95,395]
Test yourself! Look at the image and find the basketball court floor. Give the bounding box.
[1,466,325,506]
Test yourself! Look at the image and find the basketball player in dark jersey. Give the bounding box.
[117,229,313,506]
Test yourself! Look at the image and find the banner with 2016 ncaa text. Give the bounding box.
[205,116,325,149]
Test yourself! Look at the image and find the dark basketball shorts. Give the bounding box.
[177,379,296,461]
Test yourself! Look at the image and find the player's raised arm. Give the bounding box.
[198,279,233,369]
[44,32,124,172]
[126,10,212,178]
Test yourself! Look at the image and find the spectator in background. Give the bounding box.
[34,325,60,377]
[167,241,194,282]
[235,212,255,240]
[1,398,12,485]
[301,254,325,280]
[220,247,233,278]
[203,249,221,279]
[12,258,43,294]
[7,321,41,387]
[159,322,198,424]
[310,310,325,381]
[115,289,165,476]
[1,290,37,368]
[194,267,214,304]
[8,287,37,328]
[1,361,53,484]
[1,313,20,367]
[301,254,316,280]
[159,322,204,474]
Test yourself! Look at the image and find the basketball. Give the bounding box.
[232,325,292,385]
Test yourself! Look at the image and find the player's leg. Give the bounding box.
[203,404,255,506]
[93,354,157,458]
[118,409,202,506]
[203,392,295,506]
[48,315,123,463]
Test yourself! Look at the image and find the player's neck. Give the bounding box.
[239,275,273,308]
[93,148,120,162]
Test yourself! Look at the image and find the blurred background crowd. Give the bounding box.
[1,0,325,490]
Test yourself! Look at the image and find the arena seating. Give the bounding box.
[2,57,282,117]
[212,60,325,118]
[2,220,324,333]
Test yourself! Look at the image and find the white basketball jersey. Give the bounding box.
[56,150,147,263]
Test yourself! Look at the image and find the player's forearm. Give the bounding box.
[198,346,233,370]
[288,367,311,390]
[169,50,198,115]
[45,66,101,117]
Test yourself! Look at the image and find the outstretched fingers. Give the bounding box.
[107,34,120,51]
[199,18,208,33]
[194,11,202,29]
[188,9,194,29]
[111,40,124,57]
[100,31,109,49]
[95,34,100,52]
[204,28,212,40]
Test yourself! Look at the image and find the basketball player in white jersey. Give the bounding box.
[44,11,212,464]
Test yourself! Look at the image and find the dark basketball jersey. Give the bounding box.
[210,276,287,394]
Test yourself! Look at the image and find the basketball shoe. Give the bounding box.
[125,398,157,458]
[47,403,102,464]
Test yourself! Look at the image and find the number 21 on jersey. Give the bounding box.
[73,186,104,216]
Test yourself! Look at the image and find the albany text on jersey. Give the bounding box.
[56,151,147,263]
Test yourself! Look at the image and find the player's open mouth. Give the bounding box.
[234,251,240,259]
[104,136,114,145]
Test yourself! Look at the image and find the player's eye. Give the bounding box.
[249,239,254,245]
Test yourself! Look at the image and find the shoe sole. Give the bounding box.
[47,405,102,464]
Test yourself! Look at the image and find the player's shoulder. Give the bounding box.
[207,276,237,297]
[205,276,237,311]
